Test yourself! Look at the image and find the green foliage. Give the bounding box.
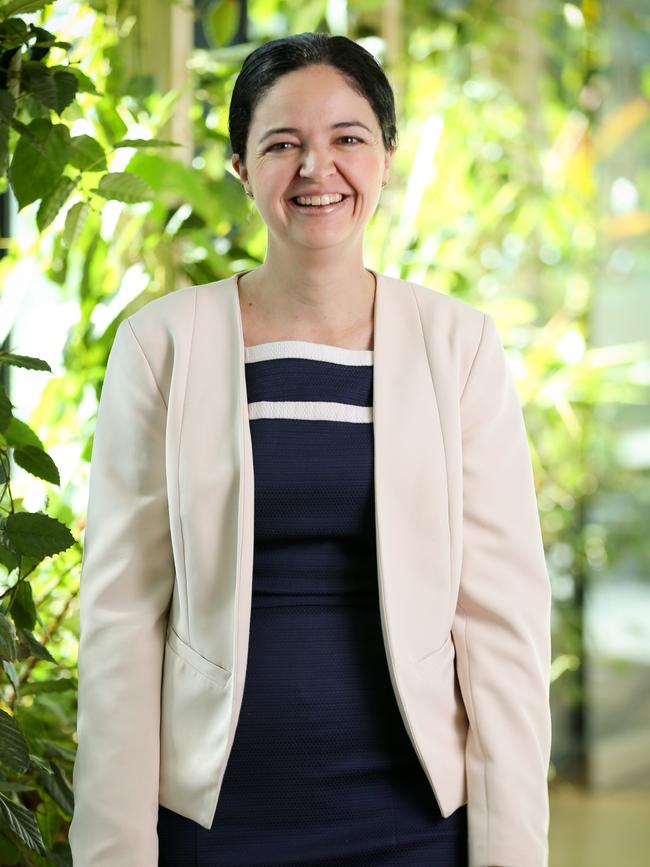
[1,349,76,863]
[0,0,183,232]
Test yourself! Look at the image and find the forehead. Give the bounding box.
[251,65,375,129]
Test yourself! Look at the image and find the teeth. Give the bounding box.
[295,193,344,206]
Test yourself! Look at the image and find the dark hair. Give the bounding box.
[228,32,398,166]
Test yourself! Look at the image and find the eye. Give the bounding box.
[338,136,361,145]
[267,142,295,151]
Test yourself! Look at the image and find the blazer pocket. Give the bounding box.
[164,625,231,686]
[159,627,233,822]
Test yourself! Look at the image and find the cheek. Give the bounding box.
[350,155,384,183]
[254,160,291,188]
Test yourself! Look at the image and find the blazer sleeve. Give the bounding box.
[451,312,552,867]
[68,318,174,866]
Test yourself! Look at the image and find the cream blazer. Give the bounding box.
[68,269,552,867]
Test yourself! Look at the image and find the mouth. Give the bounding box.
[288,194,352,214]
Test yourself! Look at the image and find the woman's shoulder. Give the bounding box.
[392,273,485,322]
[124,275,234,342]
[384,272,487,349]
[381,273,496,399]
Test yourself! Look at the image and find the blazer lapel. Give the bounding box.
[373,272,452,665]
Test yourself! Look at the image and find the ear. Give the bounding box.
[383,144,395,185]
[231,153,249,185]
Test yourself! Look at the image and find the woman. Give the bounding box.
[68,33,552,867]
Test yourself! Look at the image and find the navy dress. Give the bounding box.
[158,339,468,866]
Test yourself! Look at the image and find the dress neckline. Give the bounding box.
[244,339,373,352]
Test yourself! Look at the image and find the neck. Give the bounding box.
[239,247,376,338]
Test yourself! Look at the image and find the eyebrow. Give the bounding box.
[258,120,373,145]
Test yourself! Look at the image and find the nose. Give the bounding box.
[298,146,336,182]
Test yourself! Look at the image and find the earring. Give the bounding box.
[243,186,254,199]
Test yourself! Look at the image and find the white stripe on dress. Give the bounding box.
[248,400,372,423]
[244,340,373,366]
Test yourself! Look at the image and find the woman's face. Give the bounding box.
[232,64,394,250]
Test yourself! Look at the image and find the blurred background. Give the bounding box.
[0,1,649,864]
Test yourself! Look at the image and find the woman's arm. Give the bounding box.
[68,318,175,866]
[451,313,552,867]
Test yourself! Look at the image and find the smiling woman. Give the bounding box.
[161,32,470,867]
[68,28,552,867]
[165,33,469,867]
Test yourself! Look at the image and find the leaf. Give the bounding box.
[69,133,107,172]
[94,98,128,143]
[51,68,78,114]
[0,351,51,372]
[2,418,43,450]
[62,199,90,247]
[0,614,17,662]
[27,755,52,774]
[0,383,13,433]
[12,445,60,486]
[16,629,56,664]
[0,710,30,774]
[7,118,70,211]
[8,580,37,632]
[36,174,76,232]
[0,791,45,855]
[36,759,73,816]
[91,171,155,203]
[206,0,240,48]
[80,432,93,463]
[67,64,101,96]
[28,26,57,63]
[0,15,29,48]
[2,512,75,558]
[114,138,183,149]
[0,90,16,123]
[20,60,58,111]
[2,659,19,693]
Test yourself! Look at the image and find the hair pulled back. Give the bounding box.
[228,32,398,166]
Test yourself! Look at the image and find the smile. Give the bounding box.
[288,194,352,215]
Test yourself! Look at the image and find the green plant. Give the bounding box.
[0,348,75,864]
[0,0,182,230]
